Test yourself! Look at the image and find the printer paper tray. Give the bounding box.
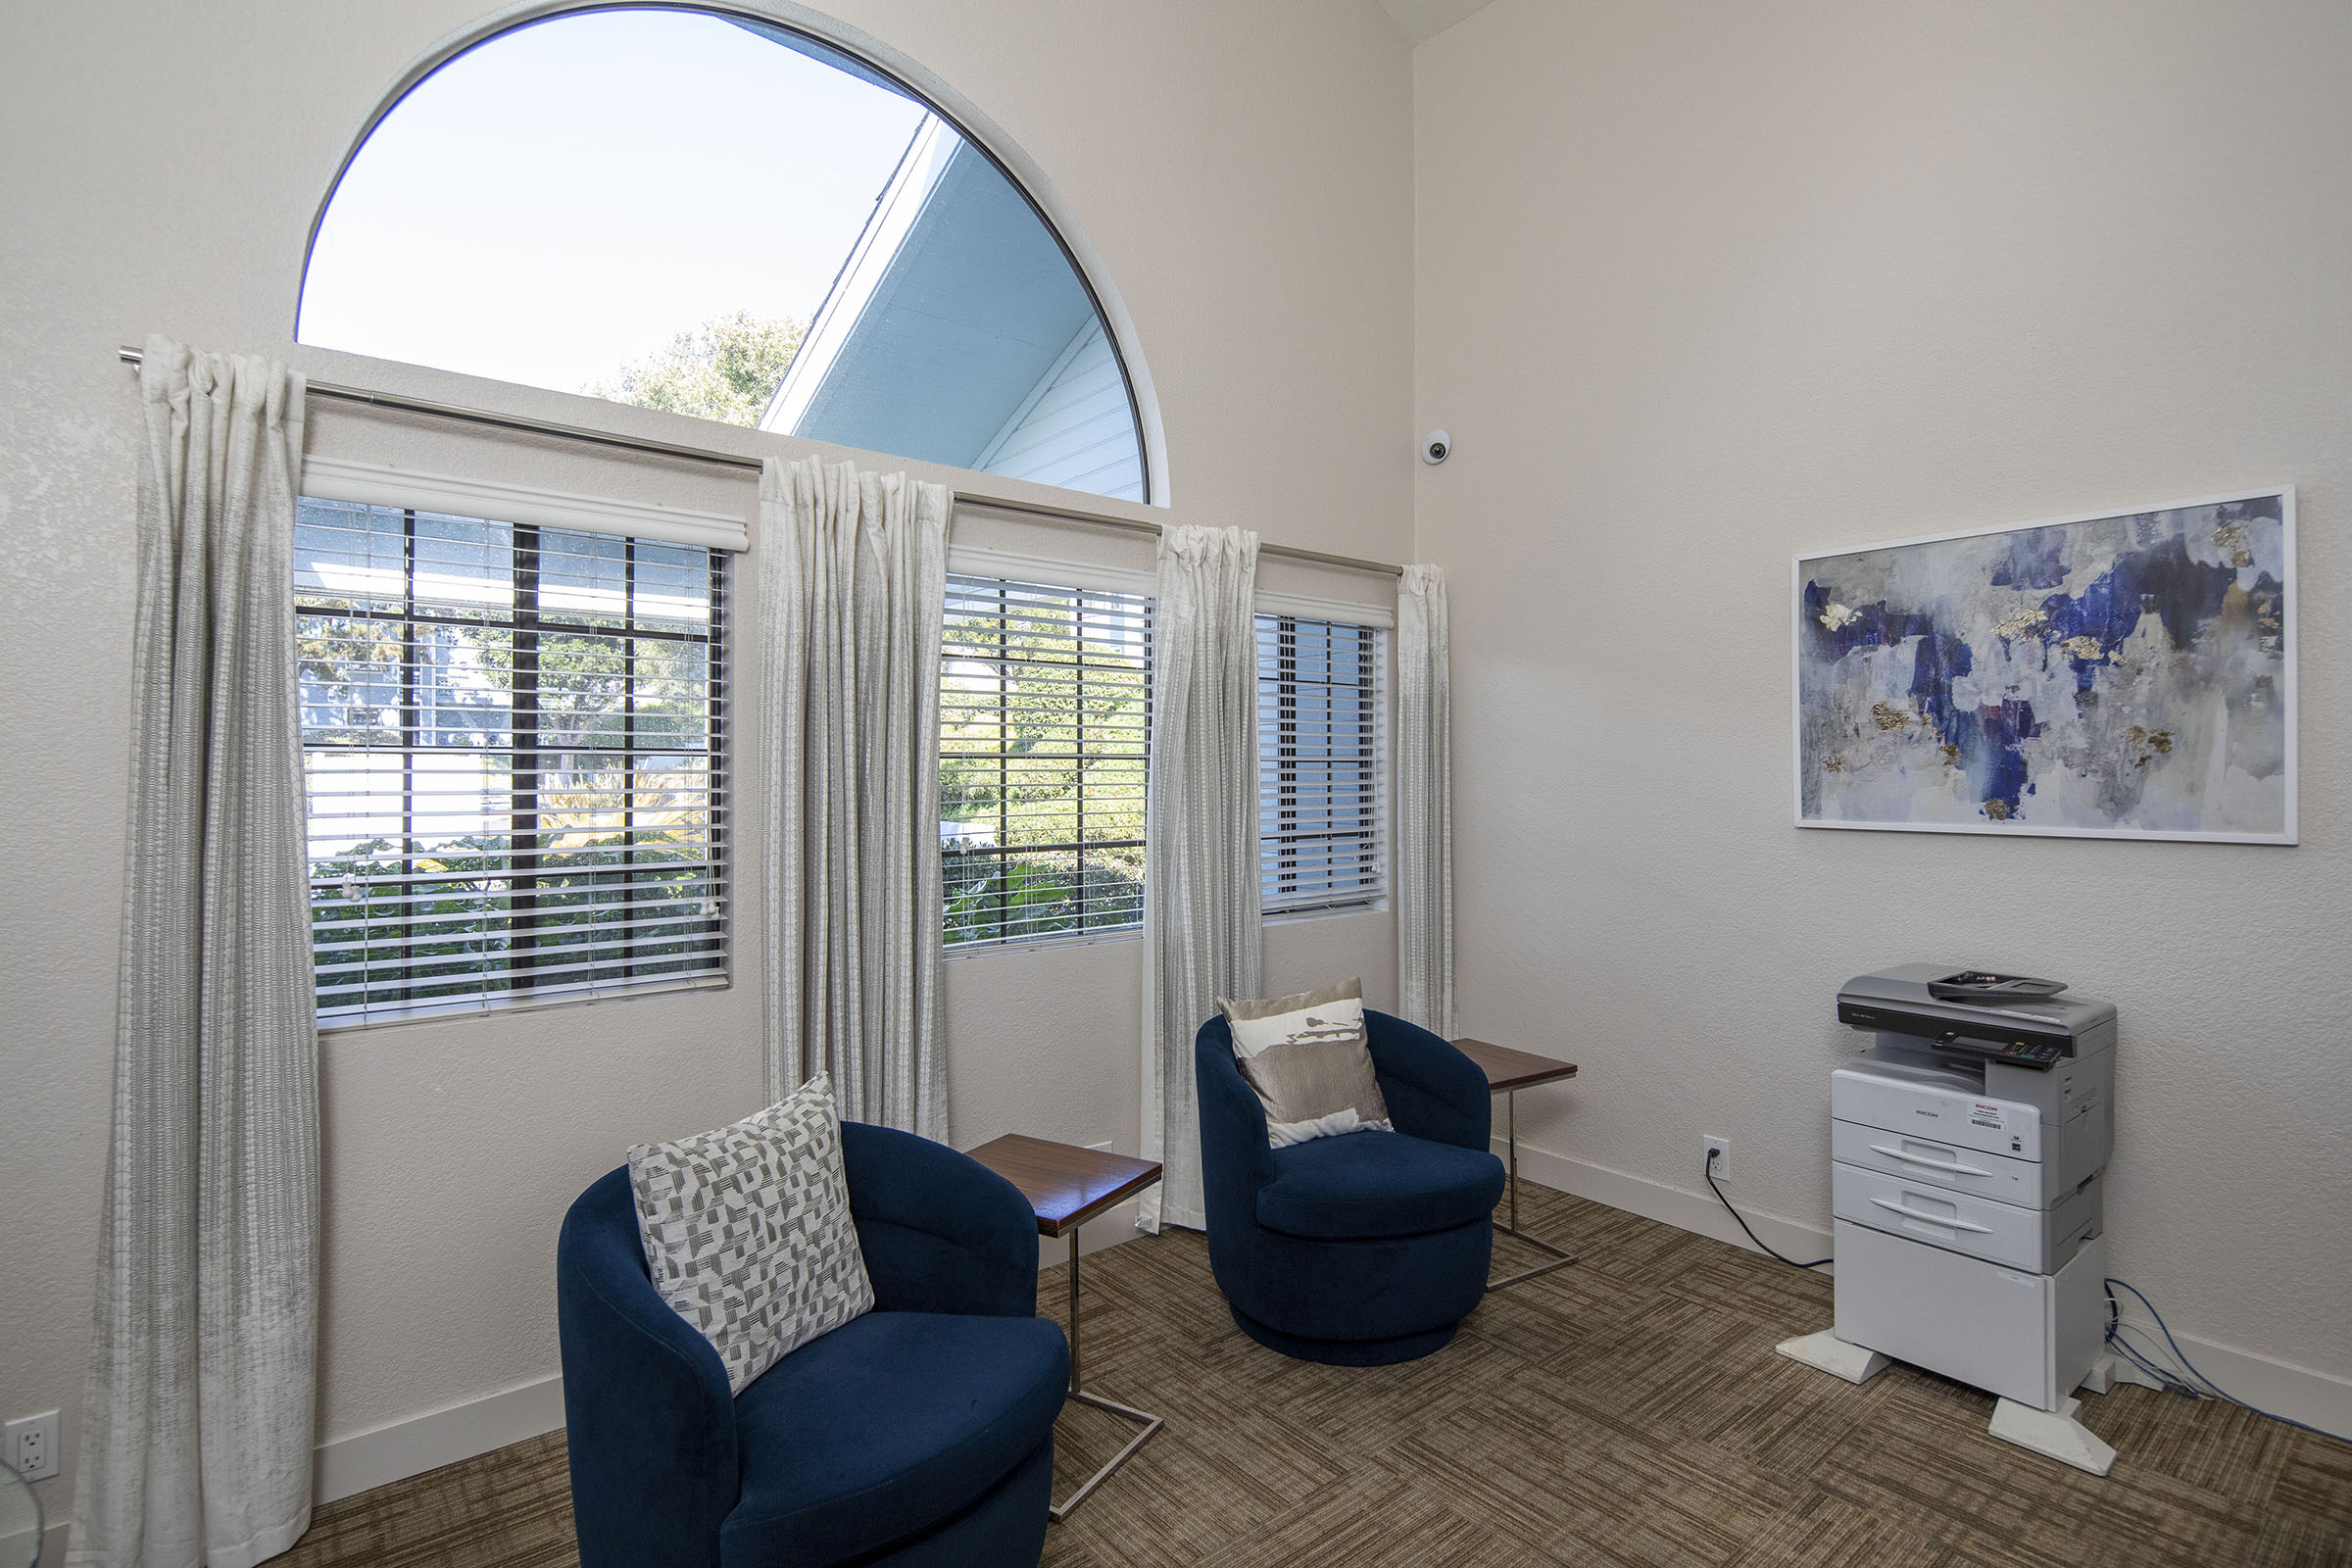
[1832,1118,2064,1208]
[1832,1160,2097,1273]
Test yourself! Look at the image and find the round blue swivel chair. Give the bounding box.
[1195,1009,1506,1365]
[557,1121,1068,1568]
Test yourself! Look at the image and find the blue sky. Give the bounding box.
[298,9,928,395]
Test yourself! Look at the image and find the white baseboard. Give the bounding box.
[295,1148,2347,1512]
[2103,1313,2352,1440]
[314,1373,566,1505]
[1498,1137,1836,1273]
[307,1219,1142,1511]
[1500,1137,2352,1441]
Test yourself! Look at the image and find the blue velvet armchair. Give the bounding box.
[1196,1008,1506,1365]
[557,1121,1068,1568]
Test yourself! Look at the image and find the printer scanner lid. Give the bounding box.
[1838,963,2115,1054]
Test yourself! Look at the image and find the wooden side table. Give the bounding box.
[1451,1039,1581,1290]
[963,1134,1166,1521]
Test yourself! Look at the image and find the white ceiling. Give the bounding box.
[1375,0,1499,46]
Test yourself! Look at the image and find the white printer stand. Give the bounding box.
[1780,968,2128,1475]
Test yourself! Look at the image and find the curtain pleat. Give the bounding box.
[72,334,319,1568]
[1140,525,1261,1231]
[1396,564,1454,1036]
[760,456,948,1138]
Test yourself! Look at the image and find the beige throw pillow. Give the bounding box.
[1218,978,1393,1148]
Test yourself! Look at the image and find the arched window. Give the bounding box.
[299,7,1150,502]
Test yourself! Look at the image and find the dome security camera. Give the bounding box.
[1421,429,1451,466]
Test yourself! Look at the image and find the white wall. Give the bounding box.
[32,0,2348,1538]
[0,0,1412,1539]
[1415,0,2352,1417]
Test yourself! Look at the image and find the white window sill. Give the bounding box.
[1262,900,1388,926]
[944,901,1386,959]
[944,928,1145,960]
[318,974,731,1035]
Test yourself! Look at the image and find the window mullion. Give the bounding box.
[1074,596,1087,933]
[512,525,542,993]
[1357,630,1375,886]
[996,582,1009,940]
[623,541,639,987]
[399,509,419,1007]
[1280,618,1299,900]
[705,553,728,958]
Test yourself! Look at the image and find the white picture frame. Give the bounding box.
[1791,487,2297,844]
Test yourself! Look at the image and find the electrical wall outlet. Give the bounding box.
[6,1410,59,1481]
[1703,1136,1731,1183]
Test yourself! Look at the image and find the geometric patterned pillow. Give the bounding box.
[627,1072,875,1396]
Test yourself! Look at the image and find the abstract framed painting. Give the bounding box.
[1792,489,2296,844]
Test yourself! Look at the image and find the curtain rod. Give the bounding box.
[116,347,1403,578]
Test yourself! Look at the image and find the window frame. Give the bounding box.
[939,565,1154,951]
[296,3,1159,505]
[1255,607,1390,918]
[296,489,730,1028]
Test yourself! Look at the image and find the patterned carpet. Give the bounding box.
[279,1182,2352,1568]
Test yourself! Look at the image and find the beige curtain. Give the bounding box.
[760,456,950,1138]
[72,336,319,1568]
[1396,564,1454,1036]
[1140,525,1261,1231]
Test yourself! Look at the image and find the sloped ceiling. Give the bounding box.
[1375,0,1499,46]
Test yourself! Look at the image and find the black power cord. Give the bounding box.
[1704,1147,1832,1269]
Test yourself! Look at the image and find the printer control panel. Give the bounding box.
[1932,1031,2064,1069]
[1836,992,2080,1070]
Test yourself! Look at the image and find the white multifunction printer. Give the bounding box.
[1779,964,2133,1475]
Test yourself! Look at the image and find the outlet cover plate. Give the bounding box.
[1704,1137,1731,1184]
[6,1409,59,1481]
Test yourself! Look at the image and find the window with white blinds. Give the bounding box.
[297,499,726,1022]
[941,573,1152,946]
[1257,612,1387,913]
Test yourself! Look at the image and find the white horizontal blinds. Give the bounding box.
[296,498,726,1021]
[1258,613,1387,912]
[941,573,1152,945]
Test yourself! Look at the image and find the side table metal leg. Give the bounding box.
[1489,1088,1580,1290]
[1508,1090,1520,1235]
[1049,1221,1164,1522]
